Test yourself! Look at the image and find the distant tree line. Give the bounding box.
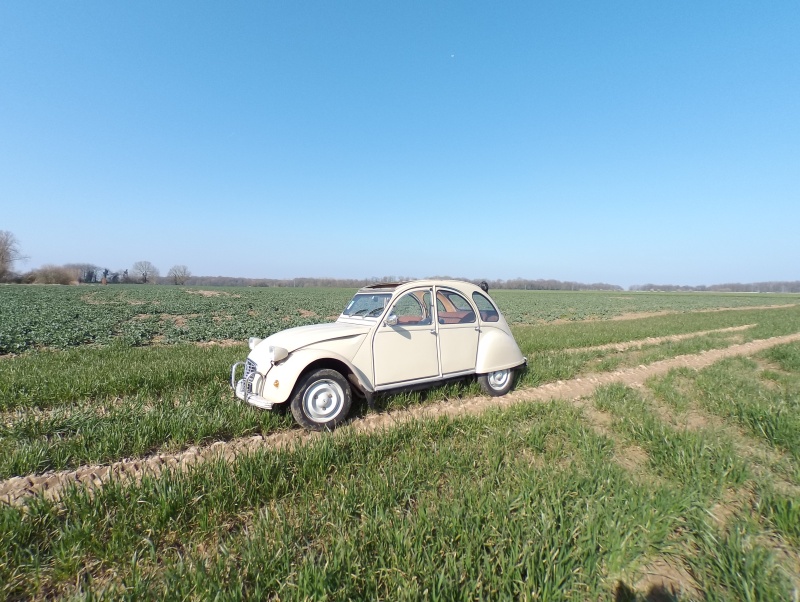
[171,276,624,290]
[1,230,797,292]
[1,258,190,286]
[179,276,417,288]
[629,282,800,293]
[465,278,624,291]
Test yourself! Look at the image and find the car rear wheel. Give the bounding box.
[478,369,514,396]
[290,369,352,431]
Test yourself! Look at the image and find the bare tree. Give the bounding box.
[33,265,74,285]
[64,263,101,283]
[167,264,191,285]
[0,230,27,281]
[131,261,160,284]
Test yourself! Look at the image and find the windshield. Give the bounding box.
[341,293,392,318]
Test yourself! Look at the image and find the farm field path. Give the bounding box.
[3,330,800,507]
[566,323,754,353]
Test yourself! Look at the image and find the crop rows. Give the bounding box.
[2,284,796,354]
[0,286,354,353]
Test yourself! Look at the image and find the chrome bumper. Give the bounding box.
[230,360,275,410]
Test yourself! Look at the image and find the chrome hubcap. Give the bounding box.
[303,379,345,422]
[488,369,510,390]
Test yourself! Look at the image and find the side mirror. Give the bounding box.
[385,314,398,327]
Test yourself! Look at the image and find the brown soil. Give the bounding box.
[629,557,701,601]
[606,303,797,322]
[544,304,797,325]
[185,290,222,297]
[165,314,188,327]
[298,309,318,318]
[195,339,242,348]
[682,410,717,431]
[707,488,748,530]
[81,294,110,305]
[613,444,649,474]
[568,325,754,353]
[3,332,800,507]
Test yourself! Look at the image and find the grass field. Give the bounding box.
[1,285,799,600]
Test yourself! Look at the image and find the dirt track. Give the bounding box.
[2,332,800,507]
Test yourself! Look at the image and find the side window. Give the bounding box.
[436,290,476,324]
[390,291,432,326]
[472,292,499,322]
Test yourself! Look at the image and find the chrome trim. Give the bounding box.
[244,394,275,410]
[231,359,264,406]
[374,371,474,392]
[440,369,475,378]
[231,361,244,389]
[245,371,257,397]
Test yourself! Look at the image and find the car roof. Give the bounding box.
[361,282,408,291]
[357,279,487,295]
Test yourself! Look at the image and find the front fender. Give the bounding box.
[255,348,373,405]
[476,327,525,374]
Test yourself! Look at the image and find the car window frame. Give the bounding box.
[434,287,477,325]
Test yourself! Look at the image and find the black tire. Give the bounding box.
[478,369,514,396]
[290,369,352,431]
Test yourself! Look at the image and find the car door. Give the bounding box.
[373,287,439,386]
[435,287,479,375]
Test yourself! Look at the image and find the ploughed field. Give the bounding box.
[1,285,799,600]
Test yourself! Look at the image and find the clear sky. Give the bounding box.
[1,1,798,287]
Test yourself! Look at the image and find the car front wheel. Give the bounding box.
[290,368,353,431]
[478,369,514,396]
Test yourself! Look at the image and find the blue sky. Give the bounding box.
[1,1,797,287]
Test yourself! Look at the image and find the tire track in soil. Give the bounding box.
[3,332,800,507]
[566,324,754,353]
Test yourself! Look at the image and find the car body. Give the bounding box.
[230,280,526,430]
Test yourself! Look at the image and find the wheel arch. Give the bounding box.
[289,350,373,398]
[295,357,368,397]
[475,327,526,374]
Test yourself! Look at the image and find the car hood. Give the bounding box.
[255,322,371,355]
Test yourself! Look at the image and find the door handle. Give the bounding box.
[430,329,437,334]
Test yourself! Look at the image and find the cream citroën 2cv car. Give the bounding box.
[231,280,526,430]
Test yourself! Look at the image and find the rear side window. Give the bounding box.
[472,292,499,322]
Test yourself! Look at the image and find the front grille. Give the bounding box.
[244,359,257,380]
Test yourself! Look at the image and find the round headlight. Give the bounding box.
[248,337,263,350]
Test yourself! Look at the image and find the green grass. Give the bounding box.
[690,350,800,460]
[0,343,247,411]
[3,392,797,600]
[0,403,697,600]
[0,382,293,479]
[756,487,800,547]
[3,296,800,599]
[2,307,799,479]
[687,517,793,601]
[513,304,800,353]
[593,383,749,497]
